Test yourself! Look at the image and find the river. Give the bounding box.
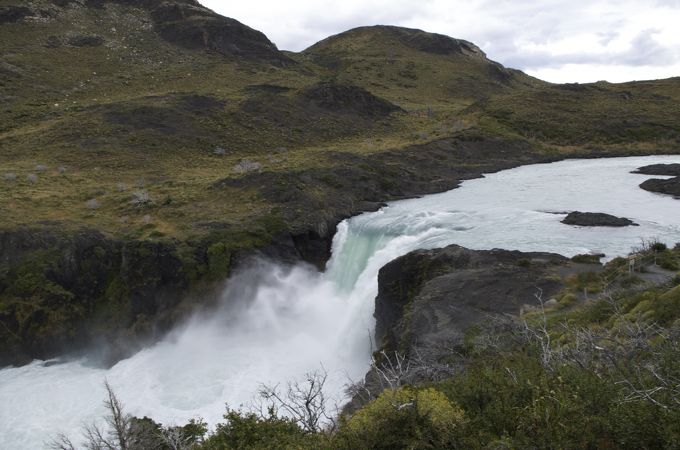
[1,155,680,448]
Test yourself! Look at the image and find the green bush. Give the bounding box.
[201,409,322,450]
[334,387,465,450]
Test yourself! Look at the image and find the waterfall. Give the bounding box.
[2,155,680,449]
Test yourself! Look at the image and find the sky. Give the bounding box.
[199,0,680,84]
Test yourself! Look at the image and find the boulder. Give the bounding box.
[632,163,680,176]
[374,244,568,353]
[561,211,637,227]
[640,177,680,198]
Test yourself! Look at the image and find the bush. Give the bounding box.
[233,159,262,174]
[558,292,578,307]
[131,190,153,207]
[517,258,531,268]
[571,254,602,264]
[335,387,465,450]
[201,409,320,450]
[651,242,668,252]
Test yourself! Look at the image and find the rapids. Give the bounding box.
[2,155,680,448]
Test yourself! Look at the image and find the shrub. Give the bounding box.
[571,254,602,264]
[233,159,262,174]
[336,387,465,449]
[202,409,319,450]
[131,190,152,207]
[658,252,679,271]
[558,293,578,307]
[517,258,532,267]
[651,242,668,252]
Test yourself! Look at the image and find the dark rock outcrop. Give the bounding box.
[640,177,680,198]
[299,82,403,116]
[0,6,31,24]
[561,211,638,227]
[66,34,105,47]
[43,0,292,64]
[632,163,680,176]
[146,0,293,65]
[382,26,486,58]
[374,245,568,353]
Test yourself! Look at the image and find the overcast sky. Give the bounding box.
[200,0,680,83]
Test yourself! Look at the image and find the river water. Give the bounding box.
[1,155,680,448]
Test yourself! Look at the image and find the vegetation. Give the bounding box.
[52,245,680,449]
[2,1,679,242]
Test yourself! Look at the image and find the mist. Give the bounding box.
[2,155,680,448]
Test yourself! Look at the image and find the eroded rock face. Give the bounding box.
[374,245,568,353]
[561,211,637,227]
[43,0,292,64]
[146,0,293,65]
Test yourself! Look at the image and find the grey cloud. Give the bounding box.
[200,0,680,82]
[501,28,678,70]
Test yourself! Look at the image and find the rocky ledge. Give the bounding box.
[561,211,638,227]
[374,245,569,354]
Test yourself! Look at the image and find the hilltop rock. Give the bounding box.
[41,0,292,64]
[307,25,486,59]
[384,26,486,57]
[561,211,638,227]
[632,163,680,176]
[147,0,293,65]
[374,245,568,353]
[640,177,680,198]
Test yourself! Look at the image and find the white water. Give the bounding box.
[2,155,680,448]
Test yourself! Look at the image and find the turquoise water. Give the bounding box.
[2,155,680,448]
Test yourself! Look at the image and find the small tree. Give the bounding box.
[257,368,331,433]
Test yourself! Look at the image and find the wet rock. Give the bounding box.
[561,211,637,227]
[640,176,680,198]
[374,245,568,353]
[632,163,680,176]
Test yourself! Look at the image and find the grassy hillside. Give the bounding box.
[2,1,678,243]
